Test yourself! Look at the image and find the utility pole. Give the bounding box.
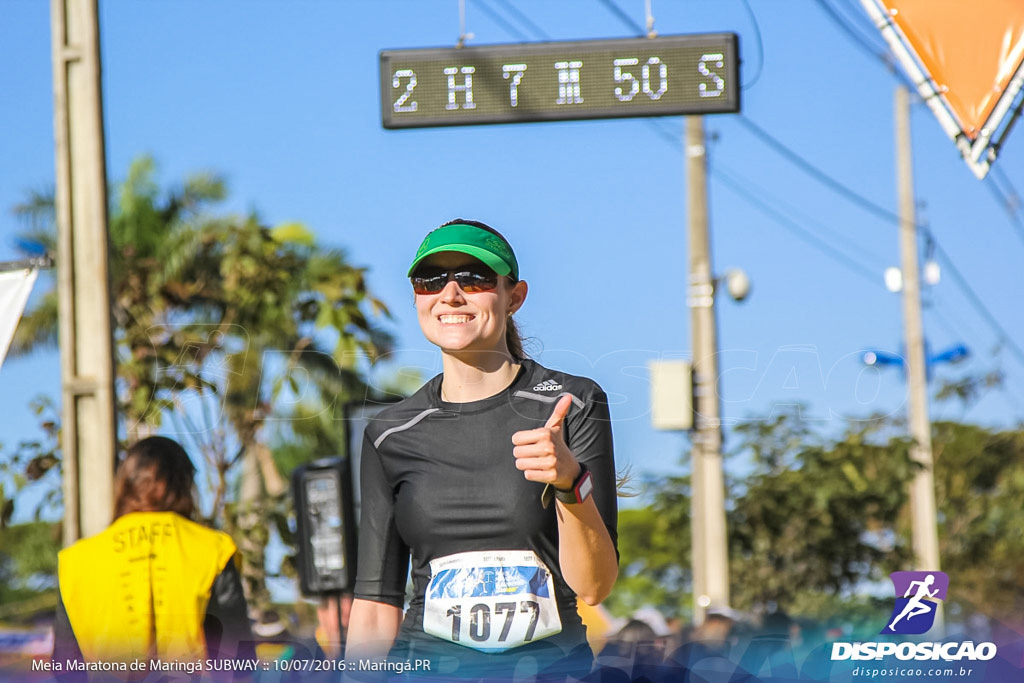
[895,84,943,634]
[686,116,730,624]
[51,0,118,543]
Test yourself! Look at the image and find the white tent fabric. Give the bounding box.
[0,268,39,373]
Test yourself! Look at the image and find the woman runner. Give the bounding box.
[346,219,619,681]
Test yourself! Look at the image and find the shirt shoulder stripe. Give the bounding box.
[373,408,441,449]
[513,390,584,410]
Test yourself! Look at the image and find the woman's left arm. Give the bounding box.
[513,391,619,605]
[553,486,619,605]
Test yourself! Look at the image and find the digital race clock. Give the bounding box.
[380,33,740,129]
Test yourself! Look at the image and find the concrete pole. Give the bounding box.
[686,116,730,624]
[51,0,118,543]
[895,85,944,634]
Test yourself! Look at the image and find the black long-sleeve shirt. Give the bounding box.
[354,359,618,676]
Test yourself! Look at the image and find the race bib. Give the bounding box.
[423,550,562,652]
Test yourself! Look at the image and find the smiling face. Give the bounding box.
[413,251,527,361]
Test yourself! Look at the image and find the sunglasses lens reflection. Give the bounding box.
[412,267,499,294]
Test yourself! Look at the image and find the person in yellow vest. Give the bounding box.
[52,436,254,666]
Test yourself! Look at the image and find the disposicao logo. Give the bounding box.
[831,569,998,664]
[881,570,948,635]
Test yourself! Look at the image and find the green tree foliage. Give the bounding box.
[931,420,1024,622]
[6,156,394,615]
[602,475,691,618]
[0,397,62,529]
[0,521,60,620]
[610,407,1024,627]
[728,410,918,615]
[0,400,62,621]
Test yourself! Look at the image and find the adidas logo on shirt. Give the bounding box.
[533,379,563,392]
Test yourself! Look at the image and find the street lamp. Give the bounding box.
[720,268,751,303]
[862,342,969,380]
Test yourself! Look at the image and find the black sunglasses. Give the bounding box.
[410,264,502,294]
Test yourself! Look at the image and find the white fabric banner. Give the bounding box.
[0,268,39,373]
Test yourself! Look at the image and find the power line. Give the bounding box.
[594,0,645,36]
[820,0,1024,256]
[530,0,1024,401]
[712,164,885,287]
[924,231,1024,369]
[645,119,682,146]
[473,0,530,41]
[985,165,1024,249]
[597,0,766,90]
[998,386,1024,422]
[991,165,1023,211]
[924,300,1024,418]
[813,0,893,69]
[737,0,764,89]
[595,0,1021,294]
[590,0,1024,415]
[923,294,969,345]
[594,0,905,233]
[483,0,676,149]
[490,0,550,40]
[708,148,891,267]
[733,116,1024,375]
[735,115,902,224]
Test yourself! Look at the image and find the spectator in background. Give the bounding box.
[596,619,663,682]
[254,608,331,683]
[52,436,254,666]
[665,607,740,679]
[736,610,799,680]
[314,592,352,660]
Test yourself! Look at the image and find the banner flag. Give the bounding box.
[0,268,39,373]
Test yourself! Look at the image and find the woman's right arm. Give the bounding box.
[347,432,409,661]
[345,599,403,660]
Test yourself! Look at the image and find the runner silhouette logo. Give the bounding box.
[881,571,949,635]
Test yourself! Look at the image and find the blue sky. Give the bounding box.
[2,0,1024,500]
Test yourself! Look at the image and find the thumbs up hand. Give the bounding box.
[512,394,581,490]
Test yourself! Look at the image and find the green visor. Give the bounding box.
[407,223,519,279]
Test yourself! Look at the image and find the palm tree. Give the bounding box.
[10,155,394,614]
